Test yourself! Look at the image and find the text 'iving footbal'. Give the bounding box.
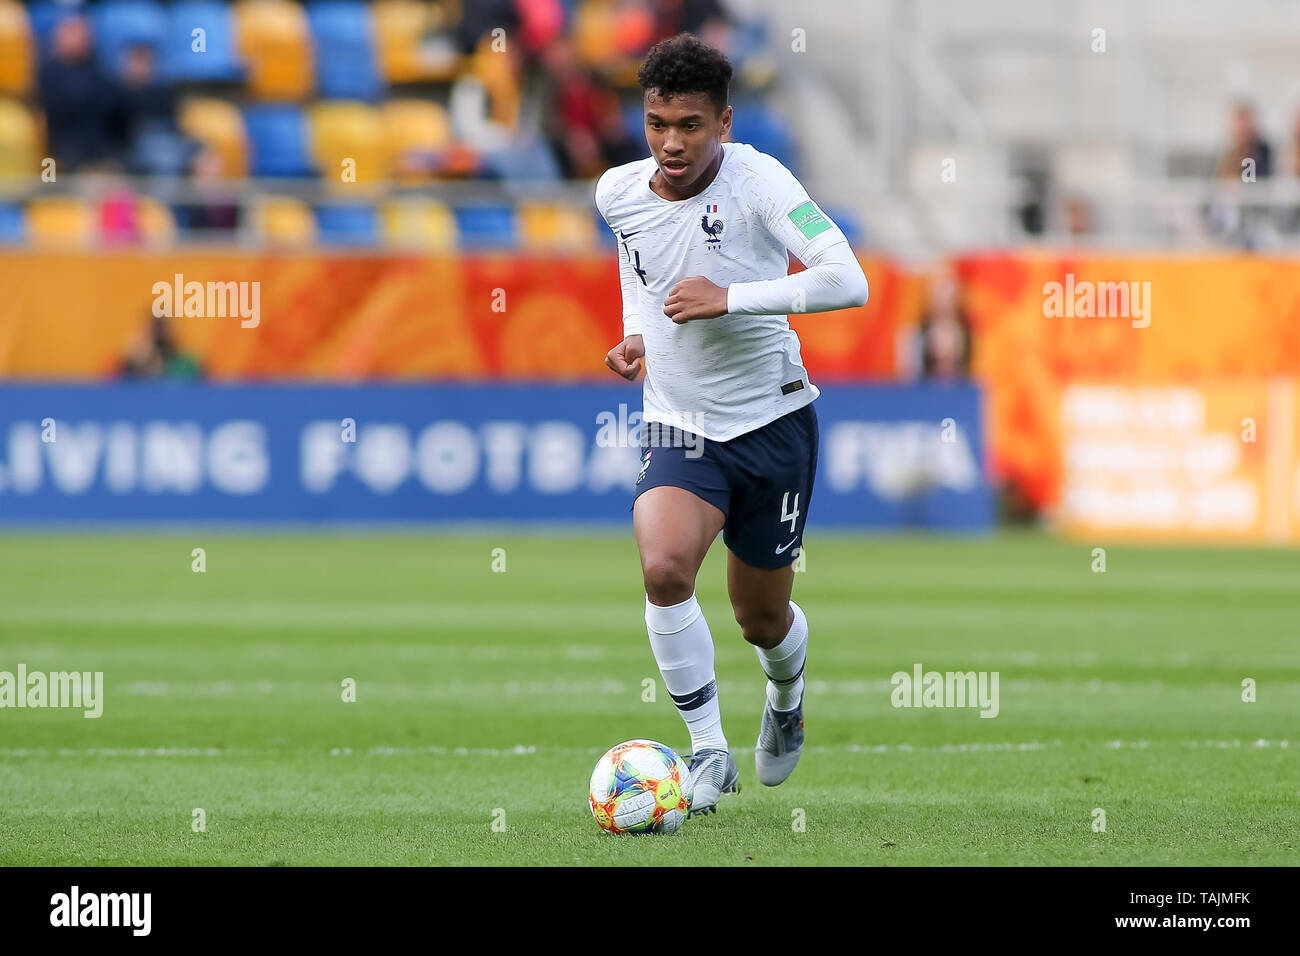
[588,739,693,834]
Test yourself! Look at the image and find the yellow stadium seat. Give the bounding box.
[234,0,313,101]
[372,0,462,83]
[575,0,619,69]
[0,0,32,96]
[0,98,38,177]
[136,197,177,246]
[382,198,456,251]
[178,98,248,178]
[27,198,93,247]
[518,201,597,251]
[256,196,317,246]
[471,34,519,130]
[310,101,389,188]
[382,99,450,180]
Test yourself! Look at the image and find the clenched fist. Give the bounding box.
[605,334,645,381]
[664,276,728,324]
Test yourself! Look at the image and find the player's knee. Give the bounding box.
[641,556,695,606]
[733,603,788,648]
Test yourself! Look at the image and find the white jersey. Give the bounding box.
[594,142,850,443]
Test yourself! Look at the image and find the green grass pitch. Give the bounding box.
[1,530,1296,865]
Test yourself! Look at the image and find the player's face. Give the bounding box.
[643,91,731,190]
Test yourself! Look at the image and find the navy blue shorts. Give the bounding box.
[632,404,819,570]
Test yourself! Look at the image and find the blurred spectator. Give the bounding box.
[1215,102,1272,180]
[1207,103,1276,247]
[1062,193,1094,240]
[116,43,195,177]
[904,264,971,381]
[454,0,521,56]
[178,147,241,234]
[1291,109,1300,176]
[37,15,119,171]
[539,37,643,178]
[654,0,732,50]
[120,314,202,380]
[100,182,144,245]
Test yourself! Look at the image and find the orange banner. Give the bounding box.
[1058,381,1298,542]
[957,253,1300,509]
[0,251,908,382]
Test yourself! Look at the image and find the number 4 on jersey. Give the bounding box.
[780,492,800,533]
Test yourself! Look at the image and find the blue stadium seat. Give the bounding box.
[242,104,316,177]
[592,206,616,248]
[27,1,72,52]
[306,1,382,101]
[729,100,797,173]
[163,0,244,83]
[315,204,378,246]
[90,0,167,77]
[453,204,517,250]
[0,203,24,244]
[823,205,865,247]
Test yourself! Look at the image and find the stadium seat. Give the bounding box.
[255,196,317,246]
[728,101,797,173]
[452,203,517,249]
[0,99,38,177]
[310,101,389,186]
[90,0,168,77]
[179,98,248,178]
[135,195,178,245]
[381,198,456,251]
[0,0,33,95]
[162,0,244,83]
[592,205,616,248]
[372,0,461,83]
[0,202,24,243]
[822,205,865,247]
[382,99,451,181]
[26,1,68,52]
[306,1,383,101]
[243,104,316,177]
[234,0,313,100]
[315,203,379,245]
[518,200,596,250]
[27,197,94,247]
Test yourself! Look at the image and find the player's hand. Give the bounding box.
[605,334,645,381]
[664,277,728,324]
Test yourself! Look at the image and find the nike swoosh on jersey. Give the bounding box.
[619,230,640,239]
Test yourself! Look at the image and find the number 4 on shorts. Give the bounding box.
[780,492,800,533]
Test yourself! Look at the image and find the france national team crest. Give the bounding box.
[700,204,724,245]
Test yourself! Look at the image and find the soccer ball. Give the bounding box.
[588,739,693,834]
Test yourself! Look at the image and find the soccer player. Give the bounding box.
[594,34,870,815]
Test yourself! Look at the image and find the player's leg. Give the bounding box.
[720,403,818,786]
[728,552,808,786]
[632,462,739,814]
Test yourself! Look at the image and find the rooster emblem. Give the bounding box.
[700,214,725,243]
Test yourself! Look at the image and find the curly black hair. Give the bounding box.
[637,33,733,115]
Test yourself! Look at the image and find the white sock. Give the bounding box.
[645,592,727,753]
[755,600,807,712]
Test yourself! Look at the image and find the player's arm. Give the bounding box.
[594,171,645,381]
[664,162,869,323]
[606,239,645,380]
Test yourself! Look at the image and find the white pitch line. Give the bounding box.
[0,739,1292,758]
